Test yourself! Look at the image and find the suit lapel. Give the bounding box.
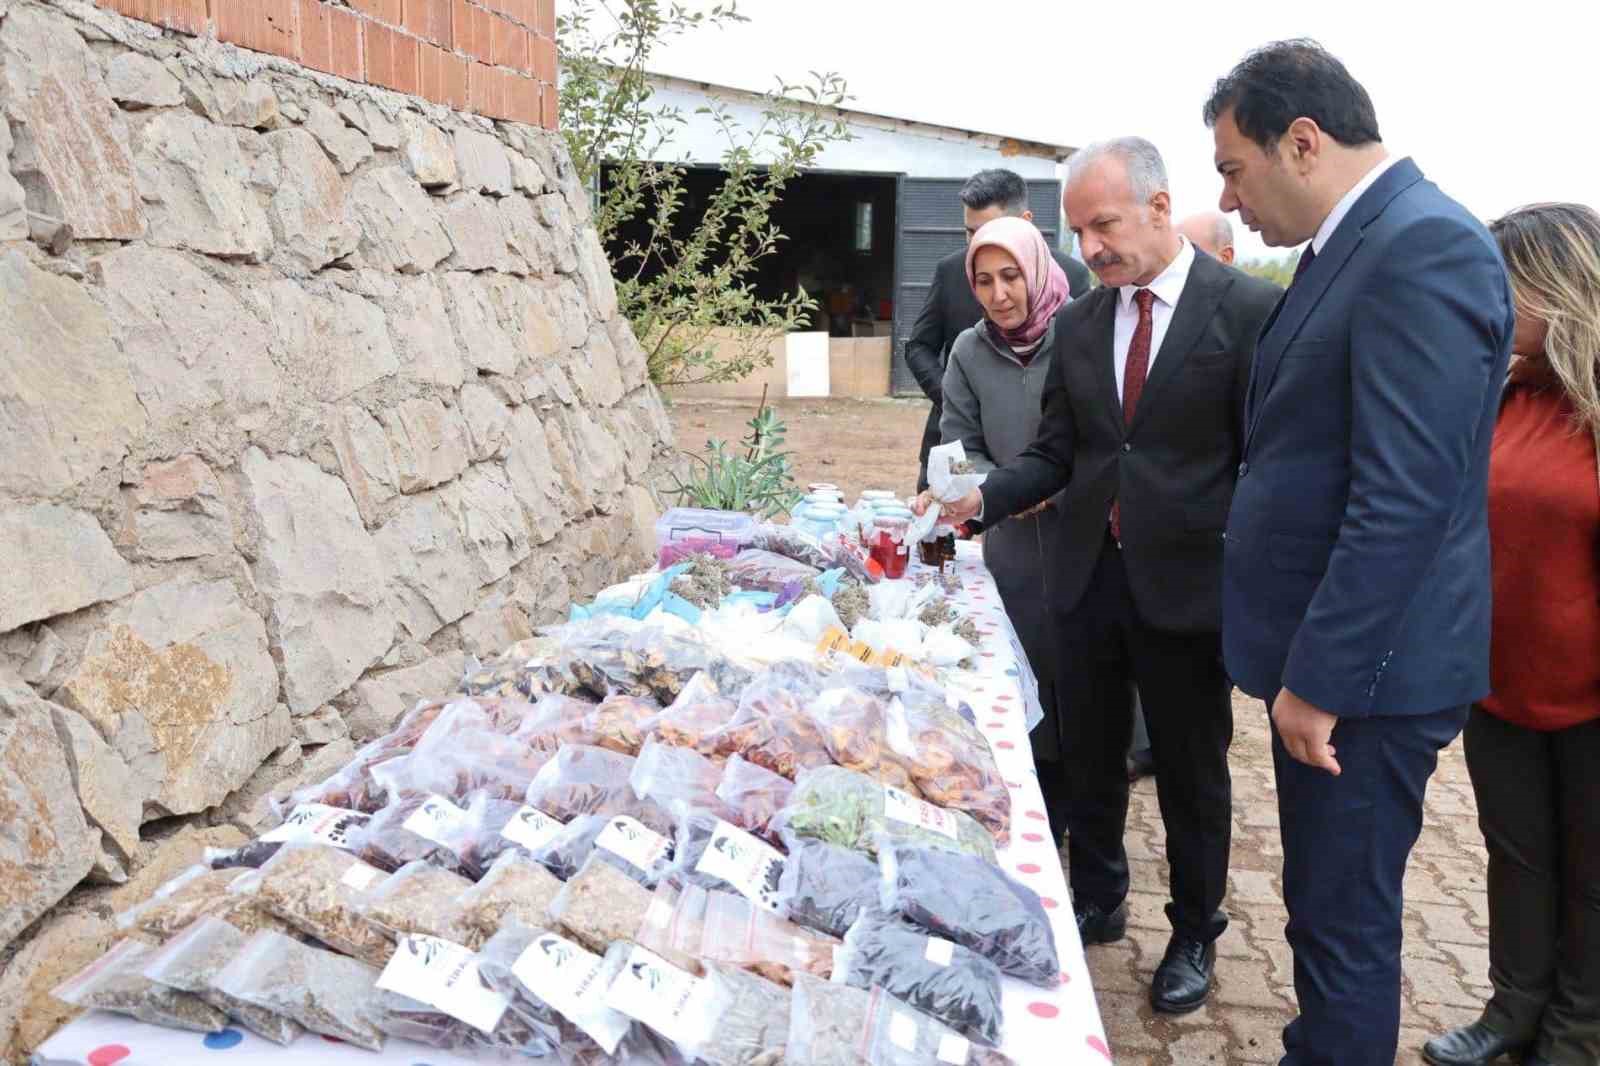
[1085,289,1121,426]
[1127,253,1229,437]
[1244,158,1428,454]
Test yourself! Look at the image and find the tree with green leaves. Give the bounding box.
[557,1,852,386]
[1236,251,1302,288]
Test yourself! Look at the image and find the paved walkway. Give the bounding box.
[1082,692,1491,1064]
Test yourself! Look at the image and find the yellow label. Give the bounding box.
[815,626,851,656]
[846,640,877,664]
[872,647,908,669]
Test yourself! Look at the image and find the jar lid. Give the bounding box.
[859,490,896,501]
[874,506,914,519]
[807,483,840,492]
[807,502,849,516]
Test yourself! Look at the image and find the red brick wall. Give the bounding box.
[94,0,558,129]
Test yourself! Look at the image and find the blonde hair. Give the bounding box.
[1489,202,1600,434]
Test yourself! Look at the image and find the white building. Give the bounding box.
[617,74,1077,397]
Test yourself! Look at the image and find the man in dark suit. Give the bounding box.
[905,168,1091,491]
[1205,41,1513,1066]
[923,137,1280,1014]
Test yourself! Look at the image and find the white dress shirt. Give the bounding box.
[1310,153,1402,255]
[1113,237,1196,400]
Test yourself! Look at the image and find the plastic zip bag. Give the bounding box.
[453,789,539,879]
[476,922,632,1056]
[116,864,257,939]
[457,850,565,947]
[836,909,1004,1047]
[700,673,833,780]
[725,549,822,593]
[212,929,387,1050]
[888,698,1010,846]
[352,791,476,875]
[139,916,303,1045]
[715,755,794,844]
[785,973,873,1066]
[698,889,837,986]
[253,843,394,967]
[878,842,1060,986]
[525,744,643,823]
[696,964,791,1066]
[860,991,1018,1066]
[548,852,655,953]
[670,812,787,913]
[777,766,997,863]
[357,860,474,944]
[370,933,542,1053]
[632,737,730,821]
[650,671,740,754]
[806,688,921,793]
[52,939,228,1033]
[602,943,728,1061]
[622,628,754,704]
[772,836,881,939]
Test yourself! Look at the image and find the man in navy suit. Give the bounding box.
[1204,41,1514,1066]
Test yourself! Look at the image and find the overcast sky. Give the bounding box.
[633,0,1600,261]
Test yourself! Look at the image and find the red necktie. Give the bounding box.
[1110,289,1155,543]
[1293,245,1316,284]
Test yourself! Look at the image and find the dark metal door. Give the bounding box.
[892,177,1063,395]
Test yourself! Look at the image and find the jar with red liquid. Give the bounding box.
[869,513,912,579]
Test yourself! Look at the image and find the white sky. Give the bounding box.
[630,0,1600,261]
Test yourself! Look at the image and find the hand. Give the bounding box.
[1270,688,1341,775]
[930,488,983,525]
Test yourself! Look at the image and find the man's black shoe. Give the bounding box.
[1073,901,1127,945]
[1421,1021,1531,1066]
[1150,935,1215,1013]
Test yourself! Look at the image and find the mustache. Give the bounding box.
[1087,252,1123,271]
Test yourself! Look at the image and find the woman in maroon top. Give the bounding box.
[1425,203,1600,1066]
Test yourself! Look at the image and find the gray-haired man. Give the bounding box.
[920,138,1280,1013]
[1178,210,1237,264]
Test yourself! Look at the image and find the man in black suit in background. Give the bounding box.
[905,168,1092,491]
[921,138,1280,1014]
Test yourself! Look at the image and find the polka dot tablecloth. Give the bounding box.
[936,543,1112,1064]
[36,544,1111,1065]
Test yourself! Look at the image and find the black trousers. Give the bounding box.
[1053,537,1234,943]
[1465,707,1600,1066]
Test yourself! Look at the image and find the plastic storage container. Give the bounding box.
[655,509,757,567]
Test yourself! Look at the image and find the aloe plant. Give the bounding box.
[669,389,803,519]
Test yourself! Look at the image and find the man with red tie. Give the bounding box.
[920,137,1280,1013]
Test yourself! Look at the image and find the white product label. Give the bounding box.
[693,820,785,912]
[511,933,630,1054]
[595,816,673,873]
[937,1033,972,1064]
[339,862,382,891]
[378,934,509,1034]
[923,936,955,967]
[402,794,470,848]
[882,785,959,840]
[603,945,708,1047]
[885,667,910,694]
[499,805,564,852]
[261,803,370,850]
[888,1011,919,1053]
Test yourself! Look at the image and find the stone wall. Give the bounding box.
[0,1,674,1054]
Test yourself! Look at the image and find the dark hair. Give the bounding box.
[1203,39,1381,152]
[959,169,1028,215]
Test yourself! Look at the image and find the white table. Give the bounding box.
[36,543,1111,1065]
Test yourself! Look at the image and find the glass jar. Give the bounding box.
[869,514,912,580]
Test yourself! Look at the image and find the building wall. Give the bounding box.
[0,2,673,1053]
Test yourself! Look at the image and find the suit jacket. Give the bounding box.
[1222,158,1514,717]
[978,250,1282,633]
[907,246,1091,487]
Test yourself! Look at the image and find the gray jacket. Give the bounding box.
[939,318,1067,684]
